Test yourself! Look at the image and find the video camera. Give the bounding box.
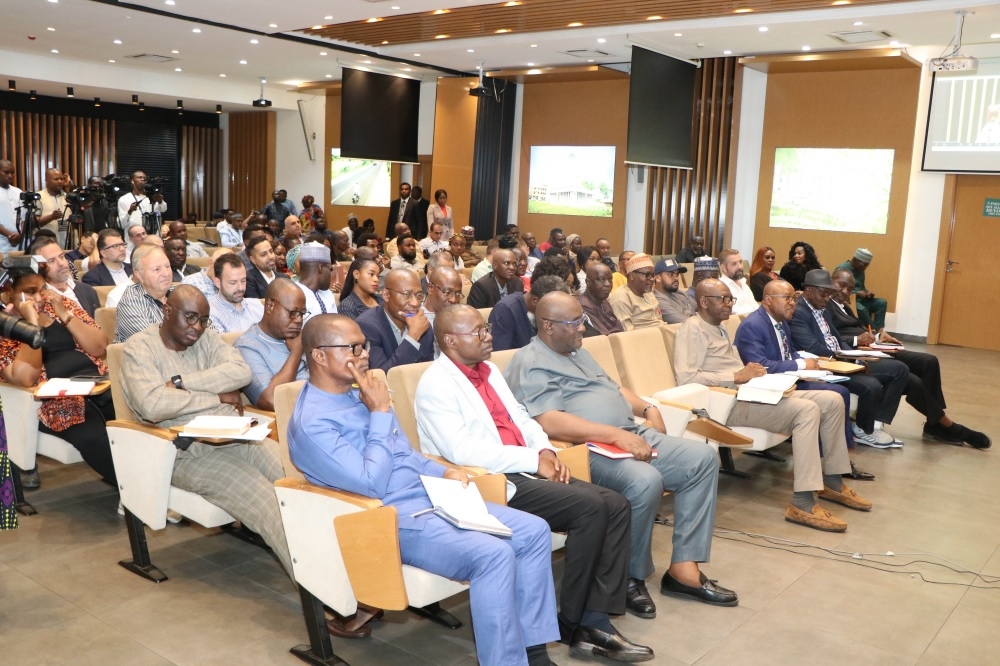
[19,191,40,205]
[143,176,168,197]
[65,184,105,208]
[0,256,47,349]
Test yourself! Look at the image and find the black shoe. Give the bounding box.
[569,624,655,663]
[660,571,738,607]
[526,644,556,666]
[625,578,656,619]
[841,460,875,481]
[923,422,964,445]
[20,466,40,490]
[557,615,575,644]
[954,424,992,449]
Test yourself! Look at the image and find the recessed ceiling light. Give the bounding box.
[475,65,481,70]
[390,7,400,11]
[802,45,811,51]
[854,21,864,26]
[47,27,55,32]
[433,9,450,15]
[992,33,1000,39]
[504,1,522,5]
[889,40,900,47]
[496,28,510,33]
[192,28,201,33]
[832,0,851,4]
[587,59,594,63]
[646,15,663,21]
[325,15,333,20]
[403,67,411,71]
[269,23,278,27]
[723,50,732,55]
[108,59,116,63]
[312,25,323,29]
[320,51,328,56]
[758,26,769,32]
[51,49,59,53]
[435,34,448,39]
[568,22,583,27]
[366,18,381,23]
[381,40,389,44]
[530,44,537,47]
[165,0,175,5]
[414,53,421,56]
[113,39,122,44]
[175,67,182,71]
[171,49,179,54]
[674,33,682,37]
[325,74,333,78]
[527,62,534,66]
[239,59,248,64]
[467,49,475,52]
[362,60,372,64]
[47,0,57,3]
[734,7,752,13]
[597,38,606,43]
[527,69,541,75]
[219,73,226,77]
[250,39,259,44]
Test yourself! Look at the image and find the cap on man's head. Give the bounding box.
[625,253,655,274]
[461,226,475,234]
[299,241,331,264]
[654,258,687,274]
[347,213,358,222]
[854,248,873,263]
[693,256,719,271]
[803,269,835,289]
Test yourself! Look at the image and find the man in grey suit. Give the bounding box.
[32,236,100,317]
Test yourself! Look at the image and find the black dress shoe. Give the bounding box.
[570,624,655,663]
[625,578,656,619]
[660,571,738,607]
[841,460,875,481]
[20,466,40,490]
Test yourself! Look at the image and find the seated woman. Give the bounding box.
[337,257,383,320]
[574,245,602,295]
[778,241,822,292]
[748,246,779,302]
[0,271,116,487]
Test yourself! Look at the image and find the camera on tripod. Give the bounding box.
[143,176,168,197]
[65,184,105,208]
[19,191,40,205]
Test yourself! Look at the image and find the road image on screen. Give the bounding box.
[330,149,391,207]
[769,148,893,234]
[528,146,615,217]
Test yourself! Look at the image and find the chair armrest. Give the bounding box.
[107,420,180,530]
[685,418,754,447]
[275,477,383,510]
[334,506,408,611]
[706,387,738,423]
[245,406,277,441]
[471,473,508,506]
[421,453,491,478]
[107,419,176,440]
[555,444,591,483]
[548,439,575,449]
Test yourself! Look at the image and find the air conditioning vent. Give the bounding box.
[561,49,613,59]
[827,30,893,45]
[125,53,179,63]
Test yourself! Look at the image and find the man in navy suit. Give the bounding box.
[384,182,419,239]
[357,268,434,373]
[489,276,570,352]
[82,229,133,287]
[244,236,289,300]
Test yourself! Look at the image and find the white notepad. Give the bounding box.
[419,475,513,538]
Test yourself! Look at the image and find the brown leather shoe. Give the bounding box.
[818,484,872,511]
[784,504,847,532]
[326,615,372,639]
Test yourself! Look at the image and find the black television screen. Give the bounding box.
[923,59,1000,173]
[626,46,696,169]
[341,68,420,164]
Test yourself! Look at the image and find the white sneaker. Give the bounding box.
[855,429,894,449]
[166,509,182,524]
[852,423,867,439]
[874,427,903,448]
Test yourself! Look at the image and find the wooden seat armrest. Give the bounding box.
[555,444,591,483]
[106,419,177,440]
[470,473,508,506]
[685,418,754,447]
[275,477,384,510]
[422,453,490,477]
[334,506,408,610]
[548,439,576,449]
[709,387,739,396]
[656,398,695,411]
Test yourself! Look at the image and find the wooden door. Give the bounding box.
[938,175,1000,350]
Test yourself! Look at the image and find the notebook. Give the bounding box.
[736,374,798,404]
[419,475,513,538]
[587,442,659,459]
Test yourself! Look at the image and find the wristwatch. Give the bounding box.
[641,404,656,417]
[59,312,73,326]
[171,375,184,390]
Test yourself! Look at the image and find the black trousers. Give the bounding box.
[38,394,116,486]
[507,474,630,624]
[894,350,947,423]
[845,358,909,432]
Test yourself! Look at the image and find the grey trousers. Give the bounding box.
[172,439,293,578]
[589,428,719,580]
[727,390,851,493]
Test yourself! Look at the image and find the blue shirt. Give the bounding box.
[208,292,264,333]
[287,382,447,530]
[234,324,308,406]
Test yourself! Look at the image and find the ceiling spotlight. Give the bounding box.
[854,21,864,26]
[165,0,175,4]
[51,49,59,54]
[268,23,278,27]
[366,17,381,23]
[94,97,101,107]
[250,39,259,44]
[324,15,333,20]
[171,50,179,54]
[138,102,145,111]
[362,60,371,64]
[530,44,537,47]
[734,7,753,13]
[568,22,583,27]
[758,26,768,32]
[495,28,510,33]
[239,59,248,64]
[192,28,201,33]
[29,90,37,100]
[432,9,450,15]
[219,73,226,77]
[435,34,448,39]
[174,67,182,72]
[113,39,122,44]
[381,40,389,44]
[7,80,14,92]
[132,94,138,104]
[889,40,900,47]
[646,15,663,21]
[325,74,332,78]
[390,6,399,10]
[320,51,328,56]
[403,67,411,71]
[597,38,606,43]
[527,62,534,66]
[674,32,682,37]
[467,48,475,52]
[47,27,55,32]
[723,50,732,55]
[802,45,811,51]
[216,104,222,114]
[108,59,116,63]
[312,25,323,29]
[413,53,421,56]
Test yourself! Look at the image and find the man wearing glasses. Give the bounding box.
[83,229,133,287]
[357,268,435,373]
[675,278,868,533]
[607,254,665,331]
[120,285,293,578]
[423,265,464,357]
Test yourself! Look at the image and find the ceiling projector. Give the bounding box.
[252,76,271,107]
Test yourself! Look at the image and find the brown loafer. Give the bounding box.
[785,504,847,532]
[326,615,372,639]
[818,484,872,511]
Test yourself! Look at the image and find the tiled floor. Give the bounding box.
[2,343,999,665]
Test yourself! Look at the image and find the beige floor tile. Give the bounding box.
[918,587,1000,666]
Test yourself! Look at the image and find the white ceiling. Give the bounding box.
[3,0,1000,112]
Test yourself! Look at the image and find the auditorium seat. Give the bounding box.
[476,307,492,322]
[186,256,212,269]
[93,285,115,307]
[94,307,116,344]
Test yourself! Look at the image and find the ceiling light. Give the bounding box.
[433,9,450,14]
[587,59,594,62]
[325,74,333,78]
[390,6,400,10]
[832,0,851,4]
[171,50,179,54]
[29,90,37,100]
[435,34,448,39]
[6,80,13,92]
[889,40,900,47]
[646,15,663,21]
[219,73,226,77]
[496,28,510,33]
[51,49,59,54]
[362,60,372,64]
[216,104,222,114]
[269,23,278,28]
[94,97,101,107]
[504,1,522,5]
[325,15,333,20]
[139,102,145,111]
[802,45,811,51]
[854,21,864,26]
[239,59,248,64]
[527,62,534,66]
[382,40,389,44]
[174,67,182,72]
[312,25,323,29]
[467,48,475,52]
[597,38,606,43]
[530,44,537,47]
[475,65,481,70]
[250,39,259,44]
[723,50,732,55]
[113,39,122,44]
[165,0,175,4]
[758,26,769,32]
[992,33,1000,39]
[674,33,682,37]
[734,7,752,13]
[132,94,138,104]
[47,0,57,3]
[47,27,55,32]
[414,53,421,56]
[192,28,201,33]
[320,51,328,56]
[108,59,115,63]
[568,22,583,27]
[366,18,382,23]
[403,67,411,71]
[527,69,541,75]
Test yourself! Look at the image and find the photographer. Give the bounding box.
[81,176,115,234]
[0,160,23,254]
[36,168,68,247]
[117,171,166,232]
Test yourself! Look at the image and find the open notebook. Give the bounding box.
[419,475,513,538]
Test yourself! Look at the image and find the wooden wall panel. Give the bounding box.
[228,111,276,217]
[645,57,736,258]
[180,126,223,220]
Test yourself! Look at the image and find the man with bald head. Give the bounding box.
[236,278,309,411]
[611,251,634,292]
[675,279,869,532]
[468,248,524,309]
[384,222,411,259]
[288,314,560,666]
[579,263,624,336]
[278,215,302,246]
[115,243,176,342]
[357,268,434,372]
[331,229,353,262]
[167,220,208,258]
[120,285,292,577]
[506,291,736,619]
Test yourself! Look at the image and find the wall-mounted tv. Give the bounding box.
[923,60,1000,173]
[330,149,392,207]
[527,145,615,217]
[769,147,893,234]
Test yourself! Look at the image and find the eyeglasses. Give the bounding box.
[385,288,425,303]
[316,341,371,357]
[541,315,586,328]
[632,270,655,279]
[703,295,735,306]
[102,242,126,251]
[180,310,211,328]
[766,294,796,303]
[429,281,464,302]
[450,322,493,341]
[271,300,308,321]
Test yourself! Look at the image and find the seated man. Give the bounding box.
[32,236,101,317]
[164,238,199,283]
[506,292,737,618]
[83,229,133,287]
[595,238,616,273]
[235,279,309,411]
[675,279,871,532]
[717,249,757,316]
[294,242,338,321]
[287,314,560,666]
[216,212,244,248]
[383,222,410,258]
[356,268,434,372]
[120,285,292,577]
[115,244,174,342]
[652,258,695,324]
[607,254,663,331]
[166,220,208,258]
[674,235,706,264]
[419,305,652,661]
[277,215,303,246]
[471,237,502,282]
[835,248,887,331]
[789,269,909,448]
[578,263,625,336]
[124,224,148,262]
[389,234,425,274]
[422,265,464,342]
[828,269,990,449]
[244,236,290,299]
[468,249,524,309]
[182,247,230,298]
[459,226,483,268]
[419,221,449,259]
[208,253,264,334]
[611,251,634,292]
[490,275,571,352]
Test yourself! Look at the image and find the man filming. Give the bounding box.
[117,171,166,232]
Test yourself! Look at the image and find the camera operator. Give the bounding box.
[0,160,23,253]
[117,171,166,232]
[36,168,68,247]
[81,176,115,234]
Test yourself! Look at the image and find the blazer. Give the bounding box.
[172,265,200,283]
[244,265,289,299]
[788,297,843,357]
[82,261,133,287]
[356,305,434,373]
[411,198,430,240]
[467,273,525,310]
[415,354,555,478]
[825,301,866,346]
[60,281,101,318]
[732,306,799,373]
[488,293,535,351]
[384,197,420,238]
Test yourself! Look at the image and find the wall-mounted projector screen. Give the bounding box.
[770,148,893,234]
[626,46,695,168]
[923,61,1000,172]
[330,149,391,207]
[527,146,616,217]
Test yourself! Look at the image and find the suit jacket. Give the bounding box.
[826,301,866,347]
[172,265,200,283]
[411,198,430,240]
[415,355,555,478]
[244,265,289,299]
[488,293,534,351]
[467,274,525,310]
[733,306,799,373]
[788,297,843,357]
[82,261,133,287]
[385,197,420,238]
[356,305,434,373]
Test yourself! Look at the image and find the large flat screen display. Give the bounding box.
[330,149,392,207]
[527,145,615,217]
[924,60,1000,172]
[769,147,893,234]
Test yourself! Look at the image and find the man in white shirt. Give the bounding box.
[117,171,167,231]
[419,222,449,259]
[717,249,757,316]
[342,213,359,247]
[208,253,264,334]
[294,242,337,322]
[36,168,67,246]
[389,234,424,274]
[0,160,23,253]
[216,212,245,248]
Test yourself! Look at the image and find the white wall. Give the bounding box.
[273,94,326,210]
[506,83,524,228]
[729,67,767,258]
[623,166,648,252]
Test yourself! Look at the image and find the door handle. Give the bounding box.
[946,260,959,266]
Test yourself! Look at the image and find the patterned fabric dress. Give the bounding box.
[0,398,17,530]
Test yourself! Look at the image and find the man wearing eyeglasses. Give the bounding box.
[675,278,869,533]
[120,285,293,579]
[423,265,464,358]
[607,254,664,331]
[356,268,434,373]
[83,229,133,287]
